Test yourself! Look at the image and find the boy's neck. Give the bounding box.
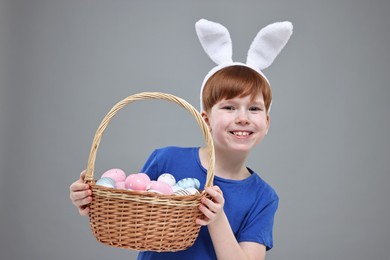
[199,147,251,180]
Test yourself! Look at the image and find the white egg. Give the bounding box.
[172,185,184,193]
[185,187,200,195]
[157,173,176,186]
[173,189,192,196]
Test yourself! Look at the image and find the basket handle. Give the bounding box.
[85,92,215,189]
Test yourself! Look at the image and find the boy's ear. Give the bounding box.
[265,114,271,135]
[201,111,210,126]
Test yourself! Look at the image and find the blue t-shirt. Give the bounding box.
[137,146,278,260]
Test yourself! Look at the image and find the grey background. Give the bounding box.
[1,0,389,259]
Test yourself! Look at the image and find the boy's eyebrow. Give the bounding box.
[251,100,265,106]
[220,98,265,107]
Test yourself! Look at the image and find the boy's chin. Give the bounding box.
[228,145,255,154]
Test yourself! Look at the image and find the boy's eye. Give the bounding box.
[249,106,262,111]
[222,106,235,111]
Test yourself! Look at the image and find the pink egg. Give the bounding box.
[125,173,151,191]
[148,180,173,195]
[116,181,126,189]
[101,168,126,183]
[137,173,151,184]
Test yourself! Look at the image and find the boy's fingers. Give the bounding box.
[199,203,215,220]
[72,194,92,207]
[212,185,223,194]
[196,217,210,226]
[201,196,215,209]
[70,182,90,193]
[80,169,87,180]
[80,196,92,206]
[70,189,91,201]
[205,187,224,204]
[79,206,90,216]
[206,186,223,195]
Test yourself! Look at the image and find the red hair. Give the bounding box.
[202,65,272,112]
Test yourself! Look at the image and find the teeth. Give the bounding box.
[232,131,250,136]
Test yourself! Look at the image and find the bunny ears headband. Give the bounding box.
[195,18,293,111]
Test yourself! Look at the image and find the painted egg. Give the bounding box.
[148,180,173,195]
[185,187,200,195]
[125,173,151,191]
[137,173,152,183]
[96,177,116,188]
[176,178,200,190]
[147,189,163,195]
[157,173,176,186]
[116,181,126,189]
[173,189,192,196]
[172,185,184,193]
[101,168,126,183]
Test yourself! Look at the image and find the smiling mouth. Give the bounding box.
[230,131,253,136]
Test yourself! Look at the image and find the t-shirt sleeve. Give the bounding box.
[238,196,279,251]
[139,149,160,181]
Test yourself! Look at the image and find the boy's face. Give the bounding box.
[202,93,270,154]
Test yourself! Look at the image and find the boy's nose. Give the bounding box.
[235,110,250,125]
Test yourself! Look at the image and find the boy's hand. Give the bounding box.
[196,186,225,226]
[69,170,92,216]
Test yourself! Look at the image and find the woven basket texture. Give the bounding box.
[85,92,215,252]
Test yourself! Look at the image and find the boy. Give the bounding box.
[70,18,292,260]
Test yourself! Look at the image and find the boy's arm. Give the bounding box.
[197,186,266,260]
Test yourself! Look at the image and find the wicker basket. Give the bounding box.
[84,92,215,252]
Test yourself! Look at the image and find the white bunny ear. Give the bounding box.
[195,19,233,65]
[246,21,293,71]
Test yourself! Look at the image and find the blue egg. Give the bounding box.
[96,177,116,188]
[176,178,200,190]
